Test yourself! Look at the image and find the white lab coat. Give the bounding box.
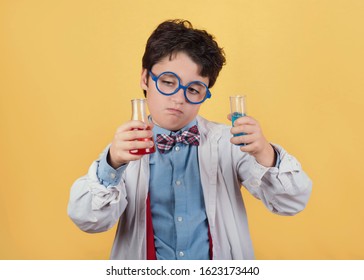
[68,116,312,259]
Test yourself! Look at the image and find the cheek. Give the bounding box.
[190,103,202,113]
[185,104,201,119]
[146,93,160,112]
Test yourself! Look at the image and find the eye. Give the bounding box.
[187,86,200,95]
[187,82,206,95]
[159,74,178,88]
[161,79,176,87]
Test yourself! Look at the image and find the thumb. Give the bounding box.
[147,120,154,130]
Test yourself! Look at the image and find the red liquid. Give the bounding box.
[129,127,156,155]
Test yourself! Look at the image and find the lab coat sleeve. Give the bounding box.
[238,143,312,215]
[67,151,128,233]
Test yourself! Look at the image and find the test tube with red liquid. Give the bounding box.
[129,98,155,155]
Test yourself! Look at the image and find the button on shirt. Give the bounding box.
[149,120,209,260]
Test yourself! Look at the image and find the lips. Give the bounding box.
[166,108,183,115]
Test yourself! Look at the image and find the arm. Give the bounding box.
[67,120,154,232]
[238,144,312,215]
[67,148,128,233]
[229,115,312,215]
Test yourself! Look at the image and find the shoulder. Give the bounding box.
[196,115,231,141]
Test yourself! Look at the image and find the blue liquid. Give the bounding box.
[231,112,246,146]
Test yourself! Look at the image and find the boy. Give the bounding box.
[68,19,312,260]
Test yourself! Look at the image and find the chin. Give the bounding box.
[152,115,184,131]
[165,124,185,132]
[162,120,187,131]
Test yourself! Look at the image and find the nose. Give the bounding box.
[171,87,186,104]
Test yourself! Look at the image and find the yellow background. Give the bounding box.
[1,0,363,259]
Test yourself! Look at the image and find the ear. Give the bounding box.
[140,68,148,91]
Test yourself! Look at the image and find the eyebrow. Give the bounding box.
[151,70,208,85]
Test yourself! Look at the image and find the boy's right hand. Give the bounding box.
[108,120,154,169]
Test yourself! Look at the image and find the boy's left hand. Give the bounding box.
[228,114,276,167]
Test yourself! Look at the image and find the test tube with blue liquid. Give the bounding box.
[230,95,246,146]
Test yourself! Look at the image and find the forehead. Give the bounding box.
[152,52,207,83]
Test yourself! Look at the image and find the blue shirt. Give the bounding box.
[149,119,209,260]
[97,119,209,260]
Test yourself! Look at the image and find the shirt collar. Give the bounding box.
[149,116,197,136]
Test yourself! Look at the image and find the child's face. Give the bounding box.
[141,52,209,131]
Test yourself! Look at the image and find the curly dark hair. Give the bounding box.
[142,19,226,96]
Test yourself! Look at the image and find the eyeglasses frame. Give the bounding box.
[148,71,211,104]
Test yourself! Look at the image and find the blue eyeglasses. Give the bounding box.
[149,71,211,104]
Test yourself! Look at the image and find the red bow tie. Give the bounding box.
[156,125,200,153]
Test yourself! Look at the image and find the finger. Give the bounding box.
[146,121,154,130]
[110,139,154,163]
[129,129,154,140]
[228,113,248,124]
[116,128,154,142]
[109,143,143,167]
[233,115,257,126]
[239,141,260,154]
[125,138,155,152]
[128,140,155,156]
[116,120,148,133]
[230,133,256,145]
[113,147,143,161]
[230,123,259,135]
